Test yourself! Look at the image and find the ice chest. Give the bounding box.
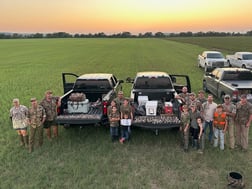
[67,99,90,113]
[138,96,148,106]
[145,101,158,116]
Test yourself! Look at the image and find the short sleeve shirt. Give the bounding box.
[40,97,59,121]
[28,105,46,128]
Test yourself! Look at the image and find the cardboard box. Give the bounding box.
[145,101,158,116]
[68,99,90,113]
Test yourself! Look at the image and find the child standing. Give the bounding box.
[180,105,190,152]
[213,104,227,150]
[108,106,120,142]
[120,112,132,144]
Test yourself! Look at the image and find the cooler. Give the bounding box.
[67,99,90,113]
[138,96,148,106]
[145,101,158,116]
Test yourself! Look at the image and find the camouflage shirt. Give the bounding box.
[28,105,46,128]
[181,111,190,128]
[109,112,120,127]
[235,102,252,124]
[40,96,59,121]
[10,105,28,129]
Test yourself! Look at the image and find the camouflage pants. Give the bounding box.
[235,122,249,150]
[29,125,43,148]
[180,127,190,150]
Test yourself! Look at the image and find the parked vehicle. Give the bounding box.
[198,51,228,72]
[126,71,191,135]
[56,73,123,127]
[226,52,252,69]
[203,68,252,102]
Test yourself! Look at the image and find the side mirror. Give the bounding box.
[171,76,176,83]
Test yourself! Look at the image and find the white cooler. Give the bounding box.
[145,101,158,116]
[67,99,90,113]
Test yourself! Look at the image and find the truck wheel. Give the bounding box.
[228,60,232,67]
[203,81,209,92]
[242,65,246,68]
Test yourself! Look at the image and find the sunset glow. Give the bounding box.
[1,0,252,34]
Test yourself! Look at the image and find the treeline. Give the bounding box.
[1,30,252,39]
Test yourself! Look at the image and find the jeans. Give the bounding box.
[110,127,119,138]
[204,120,213,142]
[213,128,225,150]
[121,126,130,141]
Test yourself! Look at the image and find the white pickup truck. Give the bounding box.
[198,51,228,72]
[226,52,252,69]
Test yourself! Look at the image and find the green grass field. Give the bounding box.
[0,38,251,189]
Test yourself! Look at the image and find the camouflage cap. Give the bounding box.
[30,97,37,102]
[45,90,53,95]
[240,94,247,99]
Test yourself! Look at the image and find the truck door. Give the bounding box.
[62,73,79,94]
[170,75,191,93]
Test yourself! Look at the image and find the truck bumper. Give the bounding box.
[132,115,181,129]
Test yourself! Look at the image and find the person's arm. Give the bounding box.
[246,114,252,128]
[198,124,203,140]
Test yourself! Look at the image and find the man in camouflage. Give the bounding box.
[235,94,252,151]
[40,90,61,140]
[28,98,46,153]
[10,98,29,148]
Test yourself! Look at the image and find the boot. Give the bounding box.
[23,135,29,148]
[19,135,25,146]
[46,128,52,141]
[53,126,58,138]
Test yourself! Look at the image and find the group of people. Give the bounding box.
[177,86,252,153]
[107,91,133,144]
[9,90,60,153]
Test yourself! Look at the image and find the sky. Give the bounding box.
[1,0,252,34]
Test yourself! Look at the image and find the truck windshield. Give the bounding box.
[222,71,252,80]
[207,53,224,59]
[134,77,172,89]
[74,79,112,90]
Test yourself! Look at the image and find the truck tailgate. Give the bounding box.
[133,115,181,129]
[56,108,103,125]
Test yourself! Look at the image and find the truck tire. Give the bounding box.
[242,64,246,68]
[203,81,209,92]
[228,60,232,67]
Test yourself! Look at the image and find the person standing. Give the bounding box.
[10,98,29,148]
[222,94,236,149]
[196,116,205,154]
[28,98,46,153]
[189,103,201,149]
[202,94,217,144]
[213,104,228,150]
[235,94,252,152]
[196,90,207,112]
[108,106,120,142]
[114,91,125,111]
[175,86,190,106]
[180,105,190,152]
[40,90,61,141]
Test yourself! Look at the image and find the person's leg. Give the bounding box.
[235,123,241,147]
[228,122,235,149]
[220,130,225,150]
[213,128,219,147]
[29,127,36,152]
[240,125,249,150]
[20,129,28,148]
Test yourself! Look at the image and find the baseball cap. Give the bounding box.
[30,97,37,102]
[45,90,53,95]
[241,94,247,99]
[224,94,230,99]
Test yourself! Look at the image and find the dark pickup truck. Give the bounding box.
[127,71,191,134]
[56,73,123,126]
[203,68,252,102]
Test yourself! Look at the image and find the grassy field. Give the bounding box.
[0,38,251,189]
